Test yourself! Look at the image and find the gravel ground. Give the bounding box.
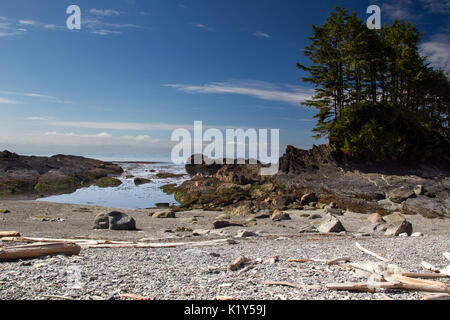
[0,201,449,300]
[1,236,449,300]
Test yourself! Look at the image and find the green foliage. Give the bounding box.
[298,6,450,160]
[330,103,450,161]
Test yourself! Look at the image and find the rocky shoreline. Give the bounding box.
[0,145,449,300]
[0,151,123,199]
[165,145,449,220]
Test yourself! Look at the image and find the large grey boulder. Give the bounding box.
[385,220,413,236]
[94,211,136,230]
[388,187,416,204]
[317,214,346,233]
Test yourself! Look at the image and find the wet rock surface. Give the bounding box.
[0,151,123,199]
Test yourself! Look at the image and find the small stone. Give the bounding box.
[325,207,343,216]
[192,229,210,236]
[399,232,409,237]
[411,232,423,237]
[308,214,323,220]
[152,210,176,219]
[270,210,291,221]
[382,212,406,223]
[317,214,346,233]
[236,230,258,238]
[385,220,413,236]
[213,220,243,229]
[413,185,425,196]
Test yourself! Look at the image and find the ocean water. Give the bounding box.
[37,162,187,210]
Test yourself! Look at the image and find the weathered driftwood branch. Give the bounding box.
[421,261,440,273]
[0,242,81,261]
[216,295,237,301]
[262,281,321,291]
[119,293,152,300]
[421,293,450,301]
[287,257,350,265]
[355,242,392,262]
[0,231,20,238]
[443,252,450,262]
[401,272,450,279]
[390,274,450,293]
[42,295,76,300]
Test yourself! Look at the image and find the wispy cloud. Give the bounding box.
[0,17,27,37]
[253,31,271,38]
[0,97,22,104]
[0,131,161,148]
[420,0,450,14]
[421,34,450,73]
[0,90,72,105]
[194,23,214,32]
[164,80,313,106]
[18,20,39,26]
[382,0,423,20]
[89,9,121,17]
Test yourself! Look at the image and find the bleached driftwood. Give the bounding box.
[262,281,321,291]
[421,293,450,301]
[216,296,237,301]
[355,242,392,262]
[0,231,20,238]
[443,252,450,262]
[401,272,450,279]
[42,295,76,300]
[421,261,440,273]
[86,238,236,249]
[119,293,152,300]
[390,274,450,293]
[287,257,350,265]
[0,242,81,261]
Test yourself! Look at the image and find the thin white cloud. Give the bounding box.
[382,0,423,20]
[0,131,161,148]
[44,121,232,131]
[89,9,121,17]
[421,34,450,73]
[26,116,54,121]
[90,29,122,36]
[18,20,39,26]
[0,91,72,104]
[194,23,214,32]
[420,0,450,14]
[253,31,271,38]
[164,80,313,106]
[43,24,65,30]
[0,97,22,104]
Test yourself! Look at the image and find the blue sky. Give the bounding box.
[0,0,448,160]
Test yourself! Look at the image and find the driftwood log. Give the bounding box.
[0,242,81,261]
[0,231,20,238]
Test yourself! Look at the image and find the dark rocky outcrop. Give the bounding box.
[93,211,136,230]
[168,145,449,219]
[0,150,123,198]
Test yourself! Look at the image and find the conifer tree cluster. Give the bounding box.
[298,6,449,161]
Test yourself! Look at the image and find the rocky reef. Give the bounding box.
[164,146,450,219]
[0,150,123,199]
